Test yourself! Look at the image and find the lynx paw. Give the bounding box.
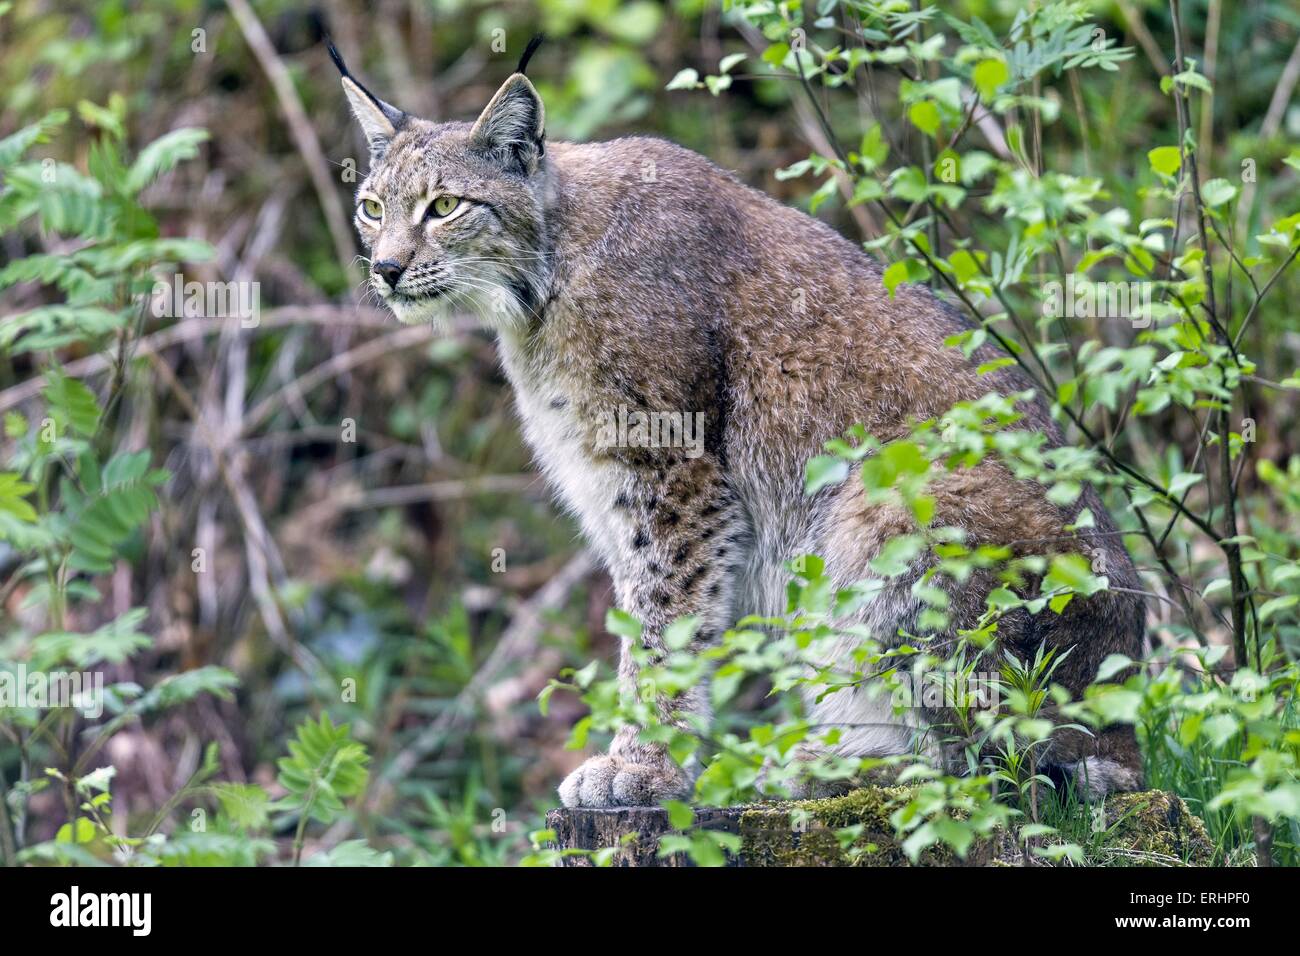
[558,754,690,808]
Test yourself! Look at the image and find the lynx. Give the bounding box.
[331,37,1145,808]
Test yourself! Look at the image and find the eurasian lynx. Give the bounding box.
[331,37,1145,808]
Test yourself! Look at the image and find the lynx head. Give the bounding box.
[331,36,550,328]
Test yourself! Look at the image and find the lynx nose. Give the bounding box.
[373,260,405,289]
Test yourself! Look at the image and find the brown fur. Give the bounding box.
[336,53,1146,807]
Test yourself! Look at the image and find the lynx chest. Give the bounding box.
[497,331,627,565]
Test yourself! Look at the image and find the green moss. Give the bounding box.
[1090,791,1215,866]
[732,787,1214,867]
[738,786,967,866]
[792,785,914,828]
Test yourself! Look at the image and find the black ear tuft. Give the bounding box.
[324,32,351,79]
[328,34,408,159]
[516,33,545,76]
[326,34,404,121]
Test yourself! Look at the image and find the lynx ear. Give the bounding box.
[327,39,405,161]
[469,74,546,174]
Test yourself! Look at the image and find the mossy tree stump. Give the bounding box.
[545,788,1214,866]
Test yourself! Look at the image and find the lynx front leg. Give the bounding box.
[559,458,747,808]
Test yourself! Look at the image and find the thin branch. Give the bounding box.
[223,0,356,278]
[0,306,405,415]
[147,351,321,676]
[239,321,469,436]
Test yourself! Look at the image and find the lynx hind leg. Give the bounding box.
[811,460,1146,799]
[1016,574,1147,800]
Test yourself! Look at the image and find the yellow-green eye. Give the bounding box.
[431,196,460,217]
[359,198,382,221]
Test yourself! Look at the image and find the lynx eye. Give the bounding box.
[358,198,383,223]
[430,196,460,218]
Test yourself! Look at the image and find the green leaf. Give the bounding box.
[972,59,1009,101]
[601,1,663,44]
[1148,146,1182,177]
[31,608,153,669]
[1202,577,1231,599]
[1200,178,1237,208]
[664,615,699,650]
[1172,68,1212,94]
[763,43,791,67]
[1201,713,1240,748]
[275,714,371,826]
[948,249,981,284]
[861,440,929,490]
[1167,472,1203,496]
[125,128,209,194]
[77,99,125,140]
[1095,654,1133,681]
[1019,823,1058,840]
[0,305,128,354]
[0,472,37,524]
[1048,593,1073,614]
[663,800,694,830]
[42,370,101,436]
[1043,553,1107,598]
[77,765,116,794]
[807,175,837,214]
[848,177,884,206]
[1258,595,1298,622]
[303,839,393,867]
[859,124,889,170]
[976,357,1016,376]
[718,53,746,75]
[64,451,168,571]
[211,783,271,831]
[889,166,929,202]
[703,73,731,96]
[0,109,68,169]
[883,261,909,297]
[908,101,940,137]
[805,455,849,494]
[665,68,700,91]
[775,159,812,181]
[127,668,237,717]
[870,535,925,577]
[605,608,643,642]
[56,817,96,844]
[1033,842,1084,863]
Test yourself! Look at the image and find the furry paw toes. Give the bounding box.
[558,754,690,808]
